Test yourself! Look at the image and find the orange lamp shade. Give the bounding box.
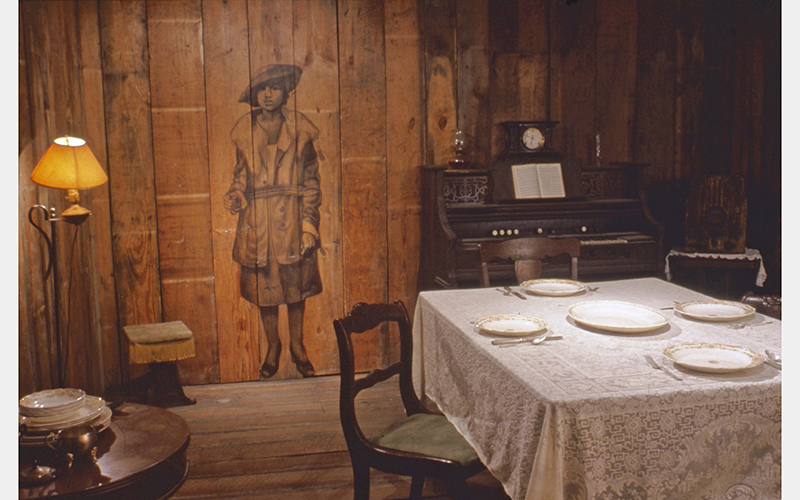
[30,137,108,190]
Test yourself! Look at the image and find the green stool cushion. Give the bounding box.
[370,413,480,466]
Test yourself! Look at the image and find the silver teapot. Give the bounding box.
[45,425,98,468]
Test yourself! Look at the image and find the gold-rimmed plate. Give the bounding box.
[19,388,86,418]
[568,300,669,333]
[663,343,763,373]
[674,300,756,322]
[474,314,547,337]
[19,396,106,431]
[520,279,587,296]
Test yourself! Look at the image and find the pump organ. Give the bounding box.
[419,163,666,290]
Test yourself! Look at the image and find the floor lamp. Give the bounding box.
[28,136,108,388]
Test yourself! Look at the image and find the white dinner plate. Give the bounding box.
[20,395,106,431]
[520,279,587,296]
[674,300,756,322]
[474,314,547,337]
[663,343,763,373]
[567,300,669,333]
[19,388,86,417]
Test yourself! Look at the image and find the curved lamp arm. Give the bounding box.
[28,205,57,280]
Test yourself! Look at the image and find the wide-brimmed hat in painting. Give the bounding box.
[238,64,303,107]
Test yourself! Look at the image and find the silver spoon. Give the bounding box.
[496,288,511,296]
[765,350,781,364]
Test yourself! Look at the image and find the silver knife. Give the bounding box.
[503,286,527,300]
[644,354,683,381]
[492,334,562,346]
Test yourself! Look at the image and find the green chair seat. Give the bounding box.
[370,413,480,466]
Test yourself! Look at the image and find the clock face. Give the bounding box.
[522,127,545,151]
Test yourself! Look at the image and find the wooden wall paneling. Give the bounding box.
[507,0,551,139]
[456,0,490,163]
[18,5,40,395]
[99,0,162,383]
[203,0,261,383]
[20,1,64,391]
[146,0,219,385]
[634,0,676,185]
[245,0,301,380]
[338,0,388,372]
[422,0,457,167]
[385,0,423,363]
[730,2,763,179]
[20,0,101,392]
[674,0,704,179]
[76,0,120,394]
[488,53,520,158]
[699,0,736,175]
[486,0,520,157]
[596,0,637,164]
[743,0,781,292]
[549,0,597,165]
[291,0,342,376]
[516,0,551,122]
[47,1,100,393]
[633,0,682,251]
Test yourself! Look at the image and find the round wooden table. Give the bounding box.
[19,403,191,499]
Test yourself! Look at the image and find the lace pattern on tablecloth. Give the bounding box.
[413,278,781,500]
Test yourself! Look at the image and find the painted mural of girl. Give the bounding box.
[224,64,322,379]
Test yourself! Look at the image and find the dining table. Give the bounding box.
[412,277,781,500]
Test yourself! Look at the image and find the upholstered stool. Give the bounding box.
[122,320,197,408]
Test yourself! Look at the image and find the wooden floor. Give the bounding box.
[169,375,511,500]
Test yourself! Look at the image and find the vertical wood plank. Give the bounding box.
[385,0,423,362]
[516,0,550,121]
[338,0,388,371]
[147,0,220,385]
[596,0,637,164]
[634,0,676,184]
[423,0,457,166]
[550,0,597,164]
[291,0,343,376]
[76,0,119,395]
[202,0,261,383]
[674,0,704,178]
[456,0,490,162]
[99,0,162,383]
[20,3,44,395]
[21,1,67,390]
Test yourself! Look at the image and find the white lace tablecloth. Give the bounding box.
[412,278,781,500]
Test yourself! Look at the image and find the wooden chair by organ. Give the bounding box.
[420,162,665,289]
[477,236,580,287]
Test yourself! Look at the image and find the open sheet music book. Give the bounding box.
[511,163,566,199]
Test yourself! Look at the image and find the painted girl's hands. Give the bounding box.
[301,233,316,255]
[223,190,247,214]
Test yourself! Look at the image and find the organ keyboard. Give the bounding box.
[420,164,666,289]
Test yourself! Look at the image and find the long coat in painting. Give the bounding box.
[228,106,323,306]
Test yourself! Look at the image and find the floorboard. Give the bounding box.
[168,375,511,500]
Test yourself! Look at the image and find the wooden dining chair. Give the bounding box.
[477,236,580,287]
[333,301,485,500]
